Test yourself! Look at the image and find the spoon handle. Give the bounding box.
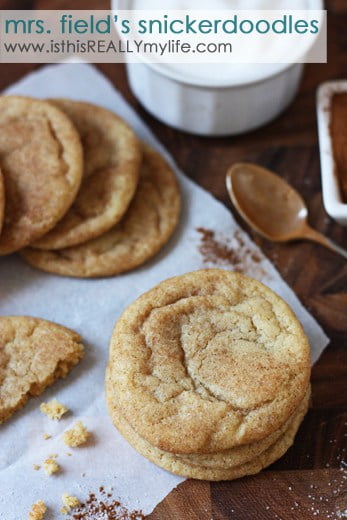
[305,226,347,260]
[324,239,347,260]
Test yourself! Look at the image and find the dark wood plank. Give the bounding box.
[0,0,346,519]
[210,468,346,520]
[149,480,211,520]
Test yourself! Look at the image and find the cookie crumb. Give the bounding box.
[61,493,80,513]
[63,421,90,447]
[33,464,40,471]
[28,500,46,520]
[43,456,60,476]
[43,434,51,440]
[40,399,68,420]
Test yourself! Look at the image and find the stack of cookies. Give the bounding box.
[0,96,180,277]
[106,269,311,481]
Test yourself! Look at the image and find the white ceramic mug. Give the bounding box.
[112,0,323,136]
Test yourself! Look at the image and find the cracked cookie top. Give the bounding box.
[0,96,83,255]
[106,269,311,454]
[33,100,142,250]
[21,145,181,278]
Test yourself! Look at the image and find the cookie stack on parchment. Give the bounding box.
[0,96,180,277]
[106,269,311,481]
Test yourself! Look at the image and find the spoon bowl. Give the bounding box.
[226,163,347,259]
[226,163,309,242]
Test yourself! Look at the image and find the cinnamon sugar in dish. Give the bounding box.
[330,93,347,202]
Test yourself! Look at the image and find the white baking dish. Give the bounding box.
[317,81,347,226]
[112,0,323,136]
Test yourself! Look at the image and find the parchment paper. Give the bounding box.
[0,64,329,519]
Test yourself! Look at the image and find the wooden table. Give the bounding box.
[1,1,346,518]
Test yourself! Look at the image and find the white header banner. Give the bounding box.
[0,10,327,64]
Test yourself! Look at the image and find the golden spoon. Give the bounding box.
[226,163,347,259]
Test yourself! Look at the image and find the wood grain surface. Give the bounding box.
[0,1,346,519]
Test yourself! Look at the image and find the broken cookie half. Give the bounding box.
[0,316,84,423]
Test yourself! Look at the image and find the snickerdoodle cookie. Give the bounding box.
[0,316,84,423]
[33,100,141,250]
[0,96,83,255]
[21,145,181,278]
[109,387,310,480]
[106,270,311,455]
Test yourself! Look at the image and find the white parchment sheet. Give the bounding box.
[0,64,329,519]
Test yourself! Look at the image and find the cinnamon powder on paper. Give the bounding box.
[196,227,262,272]
[70,487,144,520]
